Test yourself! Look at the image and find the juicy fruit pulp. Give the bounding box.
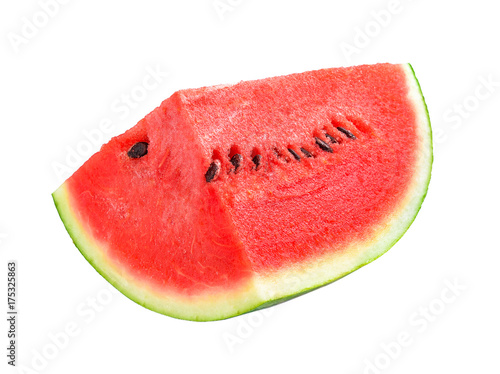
[53,63,432,321]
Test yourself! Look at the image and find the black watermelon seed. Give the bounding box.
[287,148,301,161]
[325,133,338,144]
[230,153,243,172]
[127,142,148,158]
[300,148,313,158]
[337,127,356,139]
[205,160,220,183]
[315,137,333,153]
[252,154,262,169]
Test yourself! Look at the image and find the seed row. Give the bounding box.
[204,126,357,183]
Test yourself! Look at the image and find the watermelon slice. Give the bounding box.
[53,63,432,321]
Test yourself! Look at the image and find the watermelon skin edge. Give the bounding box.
[52,63,432,321]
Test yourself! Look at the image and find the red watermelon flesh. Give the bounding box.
[53,63,432,321]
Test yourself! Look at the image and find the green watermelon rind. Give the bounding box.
[53,63,432,321]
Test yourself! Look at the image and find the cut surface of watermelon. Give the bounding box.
[53,63,432,321]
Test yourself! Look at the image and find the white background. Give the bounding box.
[1,0,499,373]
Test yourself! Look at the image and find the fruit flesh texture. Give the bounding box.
[65,97,253,296]
[182,64,417,272]
[59,63,427,313]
